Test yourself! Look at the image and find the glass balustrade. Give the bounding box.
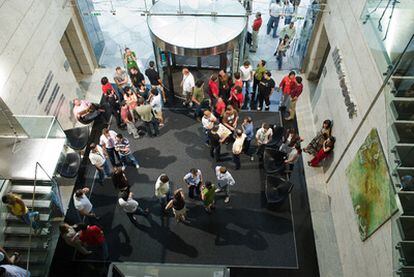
[14,115,66,139]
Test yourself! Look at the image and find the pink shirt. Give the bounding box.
[73,100,90,118]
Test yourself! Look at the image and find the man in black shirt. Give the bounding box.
[145,61,166,102]
[129,67,145,89]
[208,126,222,162]
[257,71,276,111]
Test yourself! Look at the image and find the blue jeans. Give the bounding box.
[158,190,171,210]
[284,16,292,25]
[97,160,111,183]
[276,51,284,70]
[267,16,280,38]
[241,80,251,109]
[20,211,40,229]
[120,153,139,167]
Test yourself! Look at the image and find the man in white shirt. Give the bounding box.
[232,129,247,170]
[118,191,149,225]
[181,68,195,107]
[239,61,253,109]
[279,22,296,44]
[155,174,171,213]
[255,123,273,159]
[89,143,112,185]
[267,0,283,38]
[73,188,99,220]
[201,110,217,145]
[215,166,235,203]
[99,128,120,167]
[183,168,203,199]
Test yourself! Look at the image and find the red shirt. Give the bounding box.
[79,225,105,246]
[215,99,226,115]
[291,83,303,98]
[209,80,219,98]
[101,83,114,95]
[252,18,263,31]
[279,76,295,95]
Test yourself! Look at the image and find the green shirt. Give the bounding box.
[255,65,267,81]
[125,51,138,69]
[202,185,216,205]
[193,86,204,103]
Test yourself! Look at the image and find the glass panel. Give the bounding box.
[14,116,66,139]
[201,55,220,68]
[174,55,198,67]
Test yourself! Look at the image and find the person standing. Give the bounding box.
[257,71,276,111]
[214,96,226,119]
[279,71,296,114]
[232,129,246,170]
[279,22,296,45]
[222,105,239,132]
[99,128,120,167]
[120,101,140,139]
[148,88,164,127]
[215,166,235,203]
[202,110,217,145]
[165,189,188,224]
[112,167,130,194]
[73,188,99,221]
[283,0,295,25]
[123,48,138,71]
[145,61,166,102]
[267,0,283,38]
[250,12,263,52]
[181,68,195,107]
[89,143,112,184]
[115,134,140,170]
[239,61,253,109]
[208,74,219,106]
[101,77,122,127]
[59,223,92,255]
[192,80,206,119]
[229,86,244,110]
[285,76,303,120]
[76,223,108,260]
[118,191,149,225]
[201,181,216,213]
[252,60,267,109]
[114,66,129,101]
[155,174,171,213]
[135,98,159,137]
[218,69,232,101]
[2,193,40,231]
[242,116,254,160]
[275,35,290,70]
[183,168,203,200]
[284,143,302,177]
[255,123,273,159]
[129,67,146,89]
[208,126,223,162]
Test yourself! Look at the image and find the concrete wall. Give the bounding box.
[0,0,96,130]
[300,0,395,276]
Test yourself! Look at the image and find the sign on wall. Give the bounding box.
[332,47,357,118]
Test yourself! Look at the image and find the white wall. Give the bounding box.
[0,0,84,130]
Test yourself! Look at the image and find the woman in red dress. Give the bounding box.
[308,136,335,167]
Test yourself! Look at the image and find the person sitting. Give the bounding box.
[304,119,332,156]
[0,247,20,265]
[222,105,239,132]
[2,193,40,231]
[73,98,100,124]
[308,136,335,167]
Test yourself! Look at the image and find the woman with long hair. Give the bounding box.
[308,136,335,167]
[165,189,189,224]
[304,119,332,155]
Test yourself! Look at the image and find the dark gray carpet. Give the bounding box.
[66,110,297,268]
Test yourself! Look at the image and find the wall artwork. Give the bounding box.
[345,128,397,241]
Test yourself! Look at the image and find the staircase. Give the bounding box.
[2,180,55,277]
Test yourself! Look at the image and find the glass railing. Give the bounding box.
[14,115,66,139]
[360,0,414,77]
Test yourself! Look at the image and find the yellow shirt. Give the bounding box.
[9,201,28,216]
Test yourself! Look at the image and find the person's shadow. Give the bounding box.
[106,224,133,260]
[133,147,177,169]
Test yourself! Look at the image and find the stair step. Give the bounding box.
[3,238,47,250]
[10,185,51,195]
[4,226,49,236]
[22,199,51,209]
[11,180,53,187]
[6,213,49,223]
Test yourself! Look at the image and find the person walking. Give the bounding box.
[2,193,40,231]
[165,189,189,224]
[183,168,203,200]
[274,35,290,70]
[192,80,206,119]
[232,129,246,170]
[285,76,303,120]
[135,98,159,137]
[99,128,120,167]
[252,60,267,109]
[257,71,276,111]
[279,22,296,45]
[73,188,100,221]
[89,143,112,185]
[123,47,138,71]
[215,166,235,203]
[255,123,273,159]
[242,116,254,160]
[59,223,92,255]
[201,181,216,213]
[76,223,108,260]
[284,143,302,177]
[181,68,195,107]
[283,0,295,25]
[267,0,283,38]
[239,61,253,109]
[115,134,140,170]
[250,12,263,52]
[118,191,149,225]
[279,71,296,114]
[155,174,171,213]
